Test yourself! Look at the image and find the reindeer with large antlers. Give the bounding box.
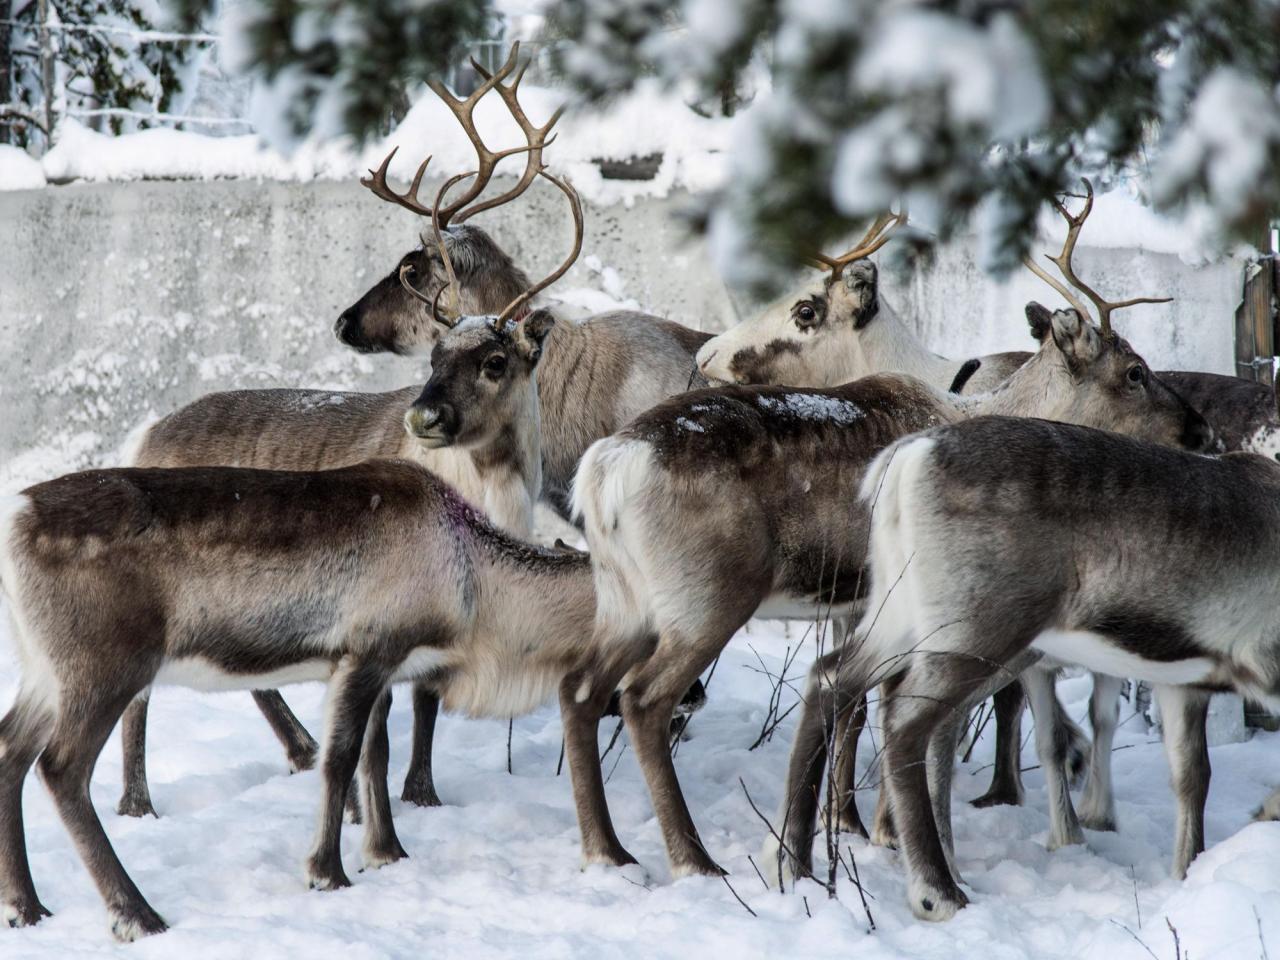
[111,87,586,820]
[0,176,609,938]
[335,42,715,523]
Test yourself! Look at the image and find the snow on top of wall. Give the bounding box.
[19,79,730,208]
[0,145,46,190]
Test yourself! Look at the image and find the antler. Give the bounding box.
[454,47,565,223]
[495,169,583,330]
[363,42,551,227]
[1026,178,1172,336]
[808,210,907,277]
[398,171,478,328]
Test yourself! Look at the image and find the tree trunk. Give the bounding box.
[37,0,54,147]
[0,0,11,145]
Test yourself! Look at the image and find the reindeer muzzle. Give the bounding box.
[404,405,454,448]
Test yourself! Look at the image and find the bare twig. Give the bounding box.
[848,845,876,931]
[1131,864,1142,929]
[1256,905,1271,960]
[1109,920,1159,960]
[1166,918,1183,960]
[507,718,514,774]
[722,874,757,918]
[747,854,769,891]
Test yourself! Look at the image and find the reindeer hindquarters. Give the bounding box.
[1155,684,1211,878]
[401,682,443,808]
[0,693,55,928]
[38,681,166,941]
[116,694,158,819]
[305,657,395,892]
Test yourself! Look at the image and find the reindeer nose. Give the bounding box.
[334,308,368,349]
[405,406,442,439]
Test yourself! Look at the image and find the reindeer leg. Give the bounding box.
[1155,684,1211,879]
[251,690,318,773]
[400,682,442,807]
[870,678,901,849]
[925,711,965,885]
[39,686,167,941]
[559,666,639,869]
[0,693,54,928]
[971,680,1026,808]
[776,648,855,884]
[1078,673,1123,831]
[360,688,408,869]
[826,695,869,838]
[621,634,730,878]
[116,693,159,818]
[305,657,390,892]
[1024,666,1084,850]
[881,662,970,921]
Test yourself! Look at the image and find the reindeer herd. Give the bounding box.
[3,43,1280,941]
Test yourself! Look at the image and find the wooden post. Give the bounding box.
[1235,255,1278,387]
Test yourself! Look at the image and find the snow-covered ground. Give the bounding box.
[2,611,1279,959]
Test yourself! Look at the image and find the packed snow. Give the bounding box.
[1,609,1279,958]
[756,393,866,424]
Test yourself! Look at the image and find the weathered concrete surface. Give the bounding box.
[0,178,1245,490]
[0,178,735,488]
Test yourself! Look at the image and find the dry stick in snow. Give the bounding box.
[1166,919,1183,960]
[507,718,514,774]
[722,873,758,918]
[1256,906,1271,960]
[1131,864,1143,929]
[747,854,770,891]
[848,846,876,932]
[739,776,802,892]
[1109,920,1160,960]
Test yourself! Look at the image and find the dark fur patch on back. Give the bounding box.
[949,359,982,394]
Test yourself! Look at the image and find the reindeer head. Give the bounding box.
[336,42,561,357]
[695,214,904,387]
[405,310,556,448]
[999,305,1214,452]
[335,226,530,356]
[403,166,582,449]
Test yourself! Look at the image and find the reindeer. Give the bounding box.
[0,178,607,939]
[114,157,582,821]
[776,404,1280,922]
[700,182,1275,843]
[560,258,1212,880]
[334,47,712,524]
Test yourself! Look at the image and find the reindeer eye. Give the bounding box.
[483,354,507,378]
[1127,365,1146,385]
[794,303,819,327]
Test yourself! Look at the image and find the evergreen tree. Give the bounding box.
[1,0,210,148]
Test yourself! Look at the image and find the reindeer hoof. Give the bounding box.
[108,903,168,941]
[362,841,409,871]
[288,743,319,774]
[908,879,968,922]
[4,898,52,928]
[400,778,443,808]
[821,804,870,839]
[970,785,1024,809]
[670,854,728,879]
[305,859,353,892]
[1079,812,1117,833]
[116,791,159,819]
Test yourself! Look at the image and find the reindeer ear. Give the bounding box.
[1048,307,1102,369]
[843,260,880,329]
[1025,302,1053,343]
[516,308,556,363]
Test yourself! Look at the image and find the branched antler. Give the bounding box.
[362,41,558,228]
[1026,178,1172,336]
[809,210,907,278]
[495,169,583,330]
[398,171,477,328]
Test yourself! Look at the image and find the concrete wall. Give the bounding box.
[0,179,1246,490]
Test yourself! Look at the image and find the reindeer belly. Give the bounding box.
[153,655,336,691]
[1031,629,1216,686]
